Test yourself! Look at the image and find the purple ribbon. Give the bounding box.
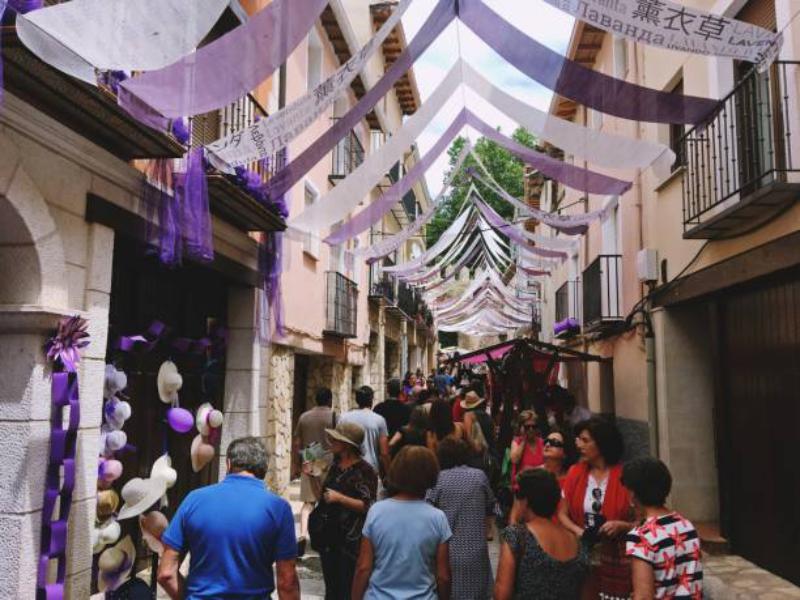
[115,320,167,353]
[460,0,717,125]
[118,0,328,129]
[37,367,82,600]
[266,0,456,201]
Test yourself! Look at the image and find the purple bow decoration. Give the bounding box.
[115,320,167,352]
[44,316,90,373]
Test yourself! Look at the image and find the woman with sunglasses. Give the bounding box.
[559,417,634,600]
[506,411,545,524]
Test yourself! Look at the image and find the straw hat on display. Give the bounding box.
[117,454,177,520]
[460,391,485,410]
[195,402,224,437]
[97,535,135,592]
[104,364,128,400]
[325,421,365,452]
[92,519,121,554]
[157,361,183,404]
[190,434,216,473]
[139,511,169,555]
[97,489,120,520]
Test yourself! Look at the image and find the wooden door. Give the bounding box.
[716,267,800,584]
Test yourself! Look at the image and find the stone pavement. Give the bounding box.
[704,554,800,599]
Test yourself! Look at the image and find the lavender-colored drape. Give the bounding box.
[476,200,568,259]
[460,0,717,125]
[175,148,213,263]
[119,0,328,128]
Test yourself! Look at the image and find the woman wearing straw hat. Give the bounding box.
[312,421,378,600]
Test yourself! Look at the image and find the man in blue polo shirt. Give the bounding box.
[158,437,299,599]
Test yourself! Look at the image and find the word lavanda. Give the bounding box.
[544,0,782,69]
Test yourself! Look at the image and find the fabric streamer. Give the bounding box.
[207,0,414,170]
[541,0,782,70]
[39,316,90,600]
[476,200,568,259]
[460,0,718,125]
[16,0,229,85]
[267,0,458,202]
[175,148,214,263]
[118,0,328,129]
[140,159,183,266]
[325,112,470,244]
[461,63,675,177]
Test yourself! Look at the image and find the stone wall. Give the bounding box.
[264,345,294,497]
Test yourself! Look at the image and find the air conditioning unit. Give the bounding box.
[636,249,659,283]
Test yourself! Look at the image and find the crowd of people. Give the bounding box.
[153,365,703,600]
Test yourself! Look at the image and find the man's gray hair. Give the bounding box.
[227,437,269,479]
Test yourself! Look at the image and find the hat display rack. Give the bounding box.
[88,319,228,594]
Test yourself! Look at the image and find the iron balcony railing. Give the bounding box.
[192,94,284,184]
[369,273,396,303]
[331,127,365,180]
[582,255,622,328]
[555,280,581,323]
[397,280,419,318]
[324,272,358,338]
[678,61,800,231]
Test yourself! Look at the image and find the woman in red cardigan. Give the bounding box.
[559,417,634,600]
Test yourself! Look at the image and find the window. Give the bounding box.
[307,30,323,91]
[668,79,685,171]
[329,221,346,274]
[613,36,628,79]
[601,197,620,255]
[303,180,321,259]
[590,108,603,131]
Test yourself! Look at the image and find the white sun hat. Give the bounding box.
[195,402,224,437]
[92,518,121,554]
[157,361,183,404]
[117,454,177,520]
[190,434,216,473]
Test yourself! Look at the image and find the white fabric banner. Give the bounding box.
[17,0,229,84]
[207,0,413,169]
[290,60,465,233]
[462,63,674,177]
[542,0,782,69]
[352,143,472,260]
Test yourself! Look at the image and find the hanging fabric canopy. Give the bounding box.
[17,0,229,85]
[206,0,414,170]
[118,0,329,129]
[459,0,717,124]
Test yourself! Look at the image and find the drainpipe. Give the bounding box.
[645,314,659,458]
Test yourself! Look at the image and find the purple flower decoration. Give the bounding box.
[45,316,90,373]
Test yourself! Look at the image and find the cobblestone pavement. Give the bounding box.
[704,554,800,599]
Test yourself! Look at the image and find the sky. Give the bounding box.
[400,0,574,193]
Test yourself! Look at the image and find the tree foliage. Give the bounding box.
[426,127,536,246]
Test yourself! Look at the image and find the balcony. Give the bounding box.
[0,20,183,161]
[369,273,396,304]
[554,280,581,338]
[679,61,800,239]
[330,127,365,182]
[582,255,623,329]
[323,271,358,338]
[192,94,286,232]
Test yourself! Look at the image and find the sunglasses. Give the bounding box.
[544,437,564,448]
[523,423,538,430]
[591,487,603,513]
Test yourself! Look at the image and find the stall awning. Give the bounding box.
[455,338,605,366]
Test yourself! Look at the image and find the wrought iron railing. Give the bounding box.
[331,127,365,179]
[678,61,800,230]
[369,273,396,303]
[192,94,284,184]
[582,255,622,327]
[397,280,420,318]
[324,272,358,338]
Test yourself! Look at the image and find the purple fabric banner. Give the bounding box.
[464,111,632,196]
[267,0,457,201]
[476,200,568,259]
[176,148,214,263]
[325,111,468,245]
[460,0,717,125]
[118,0,328,128]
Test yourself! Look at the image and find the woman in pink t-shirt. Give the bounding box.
[507,410,545,524]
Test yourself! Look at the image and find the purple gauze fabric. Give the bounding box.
[460,0,718,125]
[267,0,457,201]
[175,148,214,263]
[118,0,329,129]
[140,158,183,266]
[326,108,632,245]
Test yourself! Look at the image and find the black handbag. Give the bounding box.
[308,502,338,552]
